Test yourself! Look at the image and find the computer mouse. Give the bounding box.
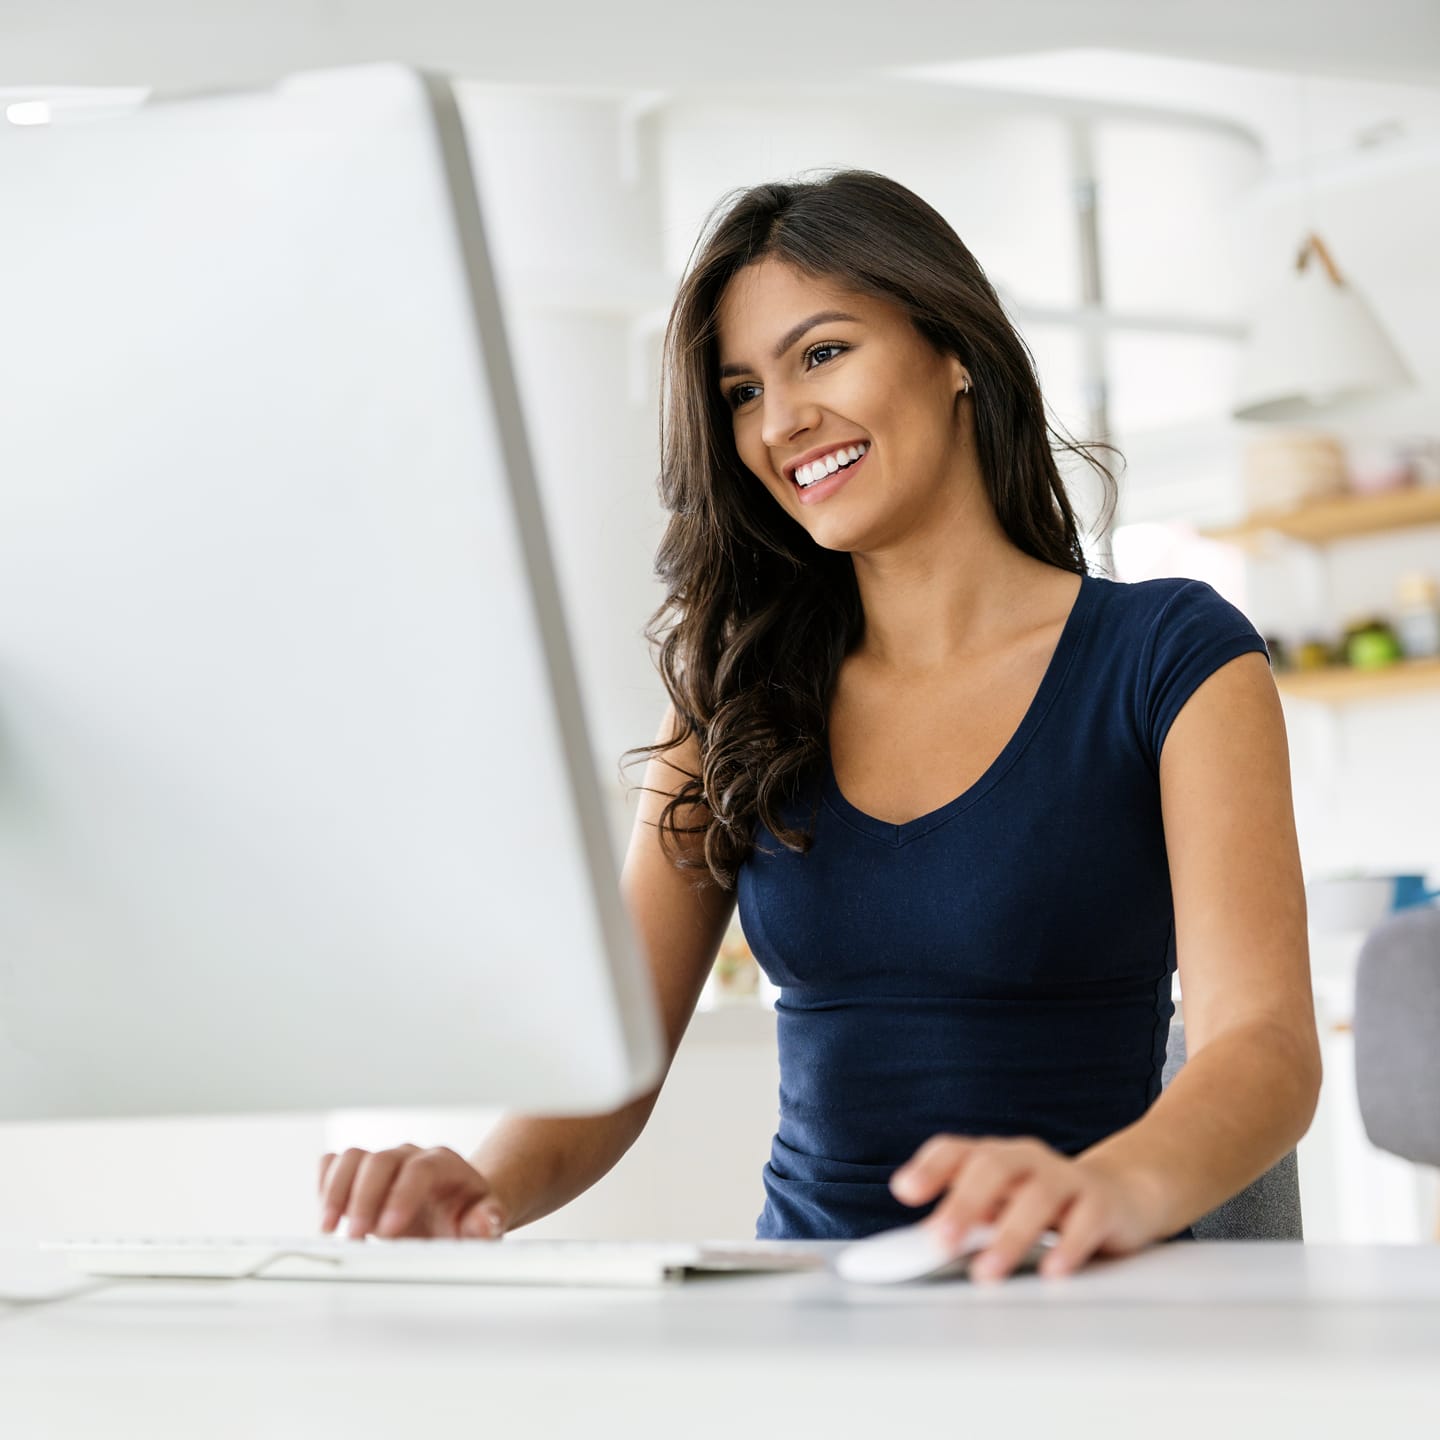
[831,1220,1060,1284]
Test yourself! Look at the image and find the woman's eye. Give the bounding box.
[725,341,848,411]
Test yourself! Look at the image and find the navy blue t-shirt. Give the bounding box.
[735,573,1270,1240]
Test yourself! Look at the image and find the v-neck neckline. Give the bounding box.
[822,572,1097,848]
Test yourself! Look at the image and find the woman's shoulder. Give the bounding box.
[1088,574,1270,770]
[1089,572,1258,645]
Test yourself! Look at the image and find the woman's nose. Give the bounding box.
[760,389,822,450]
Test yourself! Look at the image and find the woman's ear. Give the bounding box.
[946,354,972,398]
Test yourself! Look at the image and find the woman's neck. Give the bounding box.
[849,489,1072,678]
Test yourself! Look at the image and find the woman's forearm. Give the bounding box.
[1076,1017,1323,1240]
[467,1089,659,1232]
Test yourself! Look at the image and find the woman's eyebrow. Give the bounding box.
[717,310,861,379]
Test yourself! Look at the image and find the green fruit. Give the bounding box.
[1348,628,1402,669]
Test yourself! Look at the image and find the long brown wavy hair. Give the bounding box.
[619,168,1119,893]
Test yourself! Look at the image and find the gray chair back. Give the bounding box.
[1162,1017,1304,1240]
[1354,904,1440,1166]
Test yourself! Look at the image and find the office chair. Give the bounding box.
[1353,904,1440,1239]
[1162,1018,1304,1240]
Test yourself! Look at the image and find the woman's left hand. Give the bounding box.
[888,1135,1164,1282]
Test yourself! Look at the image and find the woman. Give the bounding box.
[317,170,1321,1283]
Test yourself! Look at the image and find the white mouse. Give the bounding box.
[832,1220,1060,1284]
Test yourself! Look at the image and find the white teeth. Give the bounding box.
[795,442,868,488]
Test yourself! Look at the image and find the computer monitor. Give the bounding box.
[0,64,666,1121]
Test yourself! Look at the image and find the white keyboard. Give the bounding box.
[44,1236,833,1288]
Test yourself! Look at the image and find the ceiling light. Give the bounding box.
[1232,230,1414,421]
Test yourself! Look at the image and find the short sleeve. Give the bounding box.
[1141,580,1271,768]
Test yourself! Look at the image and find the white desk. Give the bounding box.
[3,1243,1438,1438]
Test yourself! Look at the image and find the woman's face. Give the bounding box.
[714,257,971,552]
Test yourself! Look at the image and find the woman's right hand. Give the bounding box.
[317,1145,507,1239]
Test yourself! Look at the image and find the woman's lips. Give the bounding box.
[792,447,869,505]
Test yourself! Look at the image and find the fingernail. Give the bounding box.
[321,1208,338,1232]
[378,1210,402,1235]
[481,1205,505,1236]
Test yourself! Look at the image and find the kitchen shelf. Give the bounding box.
[1202,486,1440,546]
[1275,658,1440,704]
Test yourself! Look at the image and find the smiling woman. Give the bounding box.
[617,168,1319,1275]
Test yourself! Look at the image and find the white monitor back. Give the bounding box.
[0,64,665,1120]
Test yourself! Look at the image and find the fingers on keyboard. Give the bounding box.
[375,1154,443,1237]
[346,1148,419,1238]
[381,1147,488,1238]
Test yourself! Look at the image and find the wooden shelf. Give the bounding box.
[1202,486,1440,546]
[1275,658,1440,703]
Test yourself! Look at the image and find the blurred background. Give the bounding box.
[3,0,1438,1248]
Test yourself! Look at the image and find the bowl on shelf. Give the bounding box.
[1241,431,1347,514]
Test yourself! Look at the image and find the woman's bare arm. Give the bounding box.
[1075,651,1322,1233]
